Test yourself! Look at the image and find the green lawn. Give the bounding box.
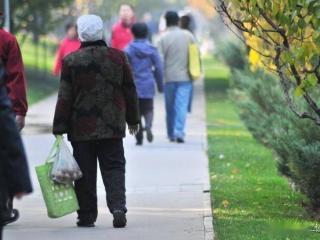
[204,57,320,239]
[18,36,59,105]
[26,68,58,105]
[19,35,57,72]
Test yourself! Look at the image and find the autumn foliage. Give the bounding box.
[215,0,320,125]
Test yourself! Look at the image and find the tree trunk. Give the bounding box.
[33,33,40,74]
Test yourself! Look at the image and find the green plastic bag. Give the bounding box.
[35,137,79,218]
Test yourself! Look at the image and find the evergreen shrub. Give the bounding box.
[230,69,320,216]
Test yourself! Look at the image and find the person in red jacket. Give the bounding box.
[52,23,80,76]
[0,18,28,226]
[111,3,136,50]
[0,29,28,129]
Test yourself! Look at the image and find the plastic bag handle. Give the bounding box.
[46,136,63,163]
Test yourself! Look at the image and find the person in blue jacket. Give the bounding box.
[125,22,164,145]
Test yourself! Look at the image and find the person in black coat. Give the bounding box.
[0,60,32,239]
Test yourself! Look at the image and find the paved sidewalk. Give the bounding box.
[4,80,213,240]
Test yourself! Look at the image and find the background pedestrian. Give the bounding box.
[158,11,196,143]
[111,3,136,50]
[52,23,80,76]
[125,22,163,145]
[179,14,197,113]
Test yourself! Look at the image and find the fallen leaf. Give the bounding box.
[232,168,240,174]
[222,200,230,208]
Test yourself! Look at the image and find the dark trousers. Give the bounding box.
[0,184,4,240]
[1,196,13,219]
[71,139,126,223]
[136,98,154,142]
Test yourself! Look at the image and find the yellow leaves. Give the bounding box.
[188,0,215,19]
[248,49,260,70]
[300,8,308,17]
[229,0,320,77]
[272,1,280,16]
[244,27,276,71]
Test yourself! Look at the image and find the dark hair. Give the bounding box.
[165,11,179,27]
[180,15,191,30]
[131,23,148,39]
[119,3,134,11]
[0,10,4,28]
[65,23,75,33]
[0,16,3,28]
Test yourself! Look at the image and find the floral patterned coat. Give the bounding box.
[53,41,140,142]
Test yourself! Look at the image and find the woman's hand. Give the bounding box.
[15,192,28,200]
[128,124,139,135]
[15,115,25,131]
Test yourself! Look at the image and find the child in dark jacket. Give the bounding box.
[125,23,164,145]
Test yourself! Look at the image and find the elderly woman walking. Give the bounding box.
[52,15,140,228]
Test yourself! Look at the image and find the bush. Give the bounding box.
[217,40,247,70]
[230,69,320,216]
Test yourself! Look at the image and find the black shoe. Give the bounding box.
[176,138,185,143]
[2,209,19,226]
[113,210,127,228]
[136,140,143,146]
[77,220,95,228]
[146,129,153,143]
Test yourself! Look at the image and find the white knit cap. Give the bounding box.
[77,15,103,42]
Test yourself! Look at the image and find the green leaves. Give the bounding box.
[294,74,318,97]
[256,0,265,8]
[306,74,318,87]
[312,31,320,46]
[11,0,73,36]
[294,86,304,97]
[282,51,295,65]
[298,18,306,28]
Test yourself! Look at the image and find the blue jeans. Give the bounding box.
[164,81,192,139]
